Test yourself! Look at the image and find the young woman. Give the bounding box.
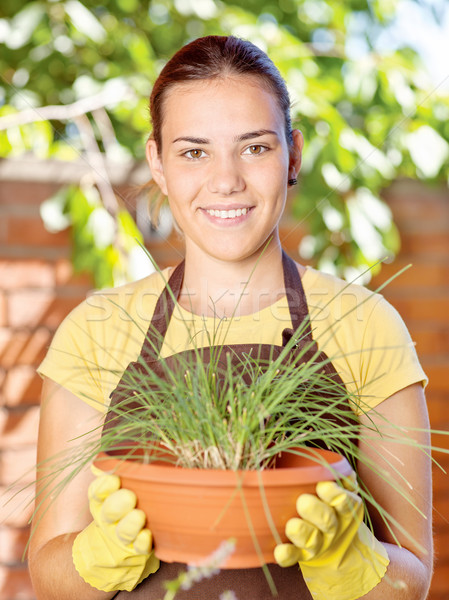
[29,36,432,600]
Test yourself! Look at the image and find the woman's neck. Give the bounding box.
[178,245,303,318]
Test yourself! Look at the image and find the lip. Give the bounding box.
[200,204,254,211]
[199,206,254,225]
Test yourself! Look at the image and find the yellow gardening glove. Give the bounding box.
[72,472,160,592]
[274,477,390,600]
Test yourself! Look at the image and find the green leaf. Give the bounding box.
[0,0,444,282]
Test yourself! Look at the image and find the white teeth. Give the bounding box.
[206,208,248,219]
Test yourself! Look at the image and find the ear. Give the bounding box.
[289,129,304,179]
[146,138,168,196]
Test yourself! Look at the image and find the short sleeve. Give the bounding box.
[357,296,428,412]
[37,294,145,413]
[38,300,112,412]
[37,270,169,411]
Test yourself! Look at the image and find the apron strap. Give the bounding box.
[140,251,313,360]
[140,261,185,360]
[281,250,314,343]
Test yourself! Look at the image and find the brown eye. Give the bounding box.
[244,144,267,156]
[186,149,204,159]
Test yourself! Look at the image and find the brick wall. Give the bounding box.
[0,161,447,599]
[371,180,449,599]
[0,169,92,600]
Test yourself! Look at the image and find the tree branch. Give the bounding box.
[0,88,131,131]
[73,113,119,216]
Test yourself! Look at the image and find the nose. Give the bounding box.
[207,155,245,195]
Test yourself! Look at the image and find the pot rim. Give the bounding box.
[94,448,353,487]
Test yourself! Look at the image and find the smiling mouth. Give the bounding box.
[204,207,250,219]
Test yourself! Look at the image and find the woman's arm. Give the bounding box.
[357,382,433,599]
[28,377,115,600]
[274,382,433,600]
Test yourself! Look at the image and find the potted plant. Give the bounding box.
[29,264,448,586]
[93,324,359,568]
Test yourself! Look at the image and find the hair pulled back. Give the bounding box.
[150,35,293,151]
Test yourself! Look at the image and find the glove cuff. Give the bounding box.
[303,530,390,600]
[72,523,154,592]
[72,523,107,590]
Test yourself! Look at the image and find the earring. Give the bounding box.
[288,178,298,186]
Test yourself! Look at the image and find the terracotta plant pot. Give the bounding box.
[94,448,352,568]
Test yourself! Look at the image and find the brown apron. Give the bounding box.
[104,252,356,599]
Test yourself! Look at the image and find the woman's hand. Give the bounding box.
[274,478,389,600]
[29,379,157,600]
[72,472,160,592]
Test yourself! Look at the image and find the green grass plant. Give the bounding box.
[11,257,449,592]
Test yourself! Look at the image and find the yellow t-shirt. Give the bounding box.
[37,265,427,415]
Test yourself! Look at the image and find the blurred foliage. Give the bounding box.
[40,183,144,288]
[1,0,448,286]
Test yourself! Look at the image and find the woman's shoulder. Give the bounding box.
[69,267,172,326]
[301,265,383,325]
[37,267,174,403]
[301,264,417,354]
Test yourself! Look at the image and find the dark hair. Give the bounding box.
[149,35,293,152]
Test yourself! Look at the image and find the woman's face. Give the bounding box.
[146,75,303,264]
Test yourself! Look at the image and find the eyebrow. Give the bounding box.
[172,129,279,145]
[236,129,279,142]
